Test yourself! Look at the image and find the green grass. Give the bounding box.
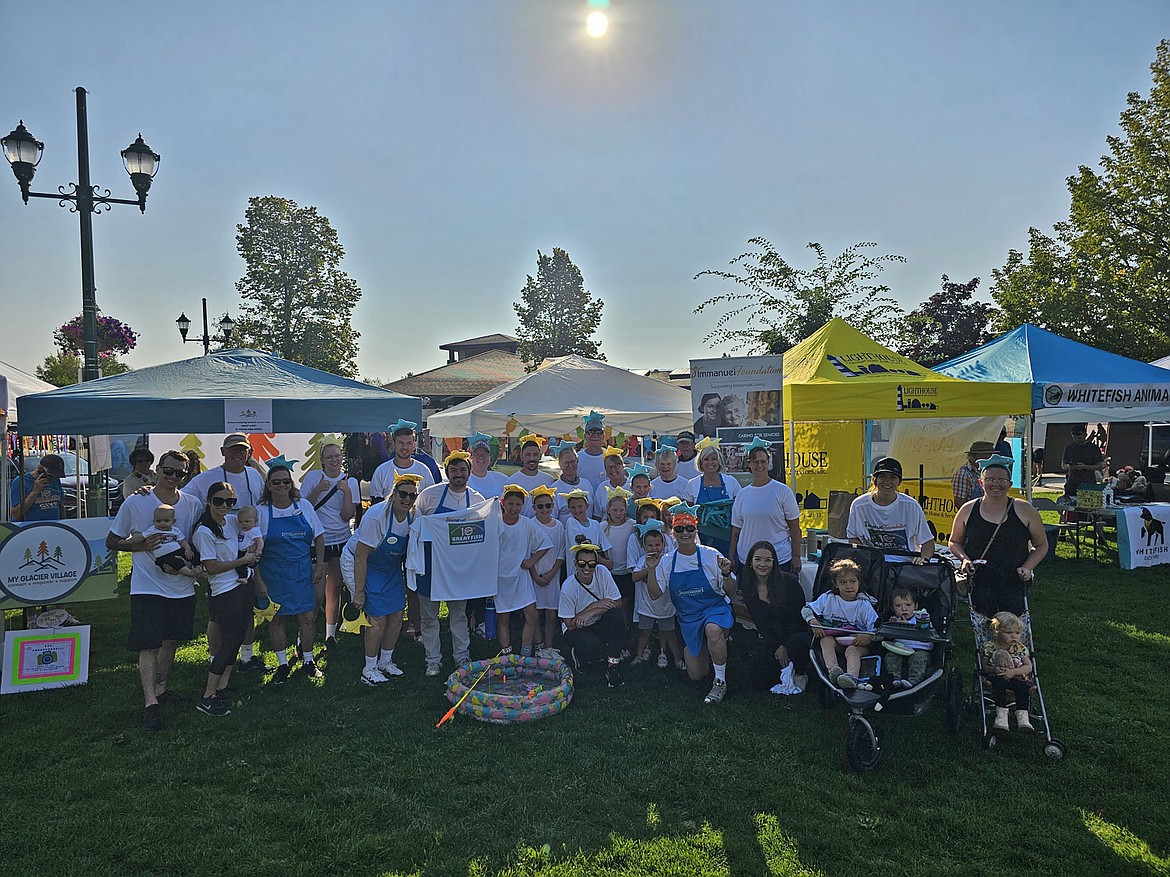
[3,545,1169,877]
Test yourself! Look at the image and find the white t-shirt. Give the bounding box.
[415,483,485,517]
[256,501,325,540]
[299,470,359,545]
[496,516,552,612]
[142,525,183,560]
[689,473,741,503]
[239,526,264,552]
[846,492,933,553]
[675,456,700,481]
[406,499,500,601]
[193,517,243,596]
[355,502,412,550]
[730,479,801,564]
[559,565,621,633]
[650,476,695,504]
[506,469,555,517]
[552,477,594,526]
[593,479,631,521]
[111,491,205,598]
[370,458,435,500]
[632,552,676,620]
[467,469,508,500]
[532,517,567,578]
[806,592,878,633]
[562,517,612,568]
[603,519,636,574]
[625,530,675,570]
[575,449,608,494]
[653,546,729,601]
[183,465,265,509]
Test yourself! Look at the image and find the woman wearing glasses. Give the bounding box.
[645,503,736,705]
[192,482,261,716]
[253,456,326,684]
[351,472,421,685]
[948,455,1047,617]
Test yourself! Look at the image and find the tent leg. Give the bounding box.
[1025,416,1034,501]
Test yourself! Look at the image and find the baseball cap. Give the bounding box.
[871,457,903,479]
[39,454,66,477]
[223,433,250,449]
[677,430,696,441]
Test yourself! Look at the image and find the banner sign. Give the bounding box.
[0,519,119,608]
[1041,383,1170,408]
[224,399,274,434]
[1117,503,1170,570]
[790,421,865,529]
[151,433,330,478]
[2,626,91,694]
[690,356,783,472]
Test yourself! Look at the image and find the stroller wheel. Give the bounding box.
[1043,738,1067,761]
[944,669,964,734]
[982,732,997,751]
[846,717,882,773]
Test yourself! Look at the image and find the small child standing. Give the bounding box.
[630,525,686,669]
[982,611,1035,732]
[603,489,636,629]
[530,485,566,657]
[561,490,612,570]
[801,558,877,689]
[143,505,199,577]
[882,587,933,688]
[235,505,265,584]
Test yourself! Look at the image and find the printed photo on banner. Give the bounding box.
[690,356,783,472]
[2,626,91,694]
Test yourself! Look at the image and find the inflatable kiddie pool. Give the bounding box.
[444,654,573,724]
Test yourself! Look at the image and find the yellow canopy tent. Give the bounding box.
[782,319,1032,539]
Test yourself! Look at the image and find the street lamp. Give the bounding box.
[176,298,235,354]
[3,87,159,515]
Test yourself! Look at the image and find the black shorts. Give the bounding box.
[208,580,254,624]
[127,594,196,652]
[310,543,345,562]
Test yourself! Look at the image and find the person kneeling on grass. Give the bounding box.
[646,503,736,705]
[351,472,420,685]
[497,485,554,660]
[801,558,877,690]
[558,543,627,688]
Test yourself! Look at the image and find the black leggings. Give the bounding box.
[563,608,626,665]
[748,631,812,691]
[209,583,254,677]
[990,676,1031,711]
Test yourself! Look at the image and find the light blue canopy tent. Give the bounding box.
[936,325,1170,425]
[16,349,421,435]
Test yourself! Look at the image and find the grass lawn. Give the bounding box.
[3,541,1169,877]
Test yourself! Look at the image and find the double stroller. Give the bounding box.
[968,587,1066,760]
[809,543,963,772]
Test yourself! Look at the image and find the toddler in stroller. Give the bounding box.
[801,558,878,689]
[981,611,1034,732]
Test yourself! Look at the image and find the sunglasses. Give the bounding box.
[673,525,697,534]
[268,477,292,486]
[575,559,598,568]
[533,501,554,509]
[396,490,418,501]
[160,466,188,477]
[209,496,237,507]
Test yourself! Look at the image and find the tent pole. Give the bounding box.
[1025,415,1034,502]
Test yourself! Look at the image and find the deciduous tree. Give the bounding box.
[898,276,995,366]
[513,248,604,367]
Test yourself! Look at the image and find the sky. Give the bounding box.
[2,1,1167,384]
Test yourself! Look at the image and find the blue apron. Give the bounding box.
[364,510,411,617]
[668,549,733,656]
[696,479,733,556]
[259,501,316,616]
[417,486,470,600]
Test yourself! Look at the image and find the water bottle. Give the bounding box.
[485,597,496,639]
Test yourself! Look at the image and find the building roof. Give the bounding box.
[385,349,527,399]
[438,333,518,351]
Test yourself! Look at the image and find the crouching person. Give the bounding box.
[558,543,626,688]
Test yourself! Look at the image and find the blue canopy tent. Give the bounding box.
[16,349,421,435]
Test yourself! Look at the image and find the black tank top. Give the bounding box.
[964,499,1031,581]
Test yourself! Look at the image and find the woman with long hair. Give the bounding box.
[739,540,811,695]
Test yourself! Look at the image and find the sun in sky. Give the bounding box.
[586,10,608,38]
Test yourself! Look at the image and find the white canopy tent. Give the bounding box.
[425,355,693,438]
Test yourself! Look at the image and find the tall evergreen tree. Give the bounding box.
[513,248,604,367]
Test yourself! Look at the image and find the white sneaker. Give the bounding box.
[377,660,404,677]
[674,659,686,671]
[657,652,669,669]
[631,648,651,665]
[360,667,389,686]
[425,663,441,677]
[620,649,632,661]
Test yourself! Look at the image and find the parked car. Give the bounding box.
[21,454,122,517]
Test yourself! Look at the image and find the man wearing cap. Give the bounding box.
[847,457,934,562]
[11,453,66,521]
[952,440,995,506]
[1061,424,1104,500]
[182,434,266,510]
[576,412,609,491]
[370,420,436,504]
[675,432,699,480]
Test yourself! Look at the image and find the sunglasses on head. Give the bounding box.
[160,465,188,478]
[673,525,696,534]
[396,490,418,501]
[268,477,292,486]
[575,559,598,568]
[209,496,237,507]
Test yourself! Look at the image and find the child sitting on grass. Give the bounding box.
[882,587,933,689]
[801,558,877,689]
[982,611,1034,732]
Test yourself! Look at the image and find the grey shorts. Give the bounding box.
[638,615,676,631]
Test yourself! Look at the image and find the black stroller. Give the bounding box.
[808,543,964,772]
[968,586,1066,759]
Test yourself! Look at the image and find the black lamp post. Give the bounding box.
[3,87,159,514]
[176,298,235,354]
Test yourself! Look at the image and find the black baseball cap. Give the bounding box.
[871,457,903,479]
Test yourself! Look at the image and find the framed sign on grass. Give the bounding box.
[1,626,91,694]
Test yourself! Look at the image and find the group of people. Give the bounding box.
[83,410,1050,732]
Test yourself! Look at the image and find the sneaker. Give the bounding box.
[993,707,1010,731]
[377,660,404,677]
[302,661,324,680]
[236,655,266,673]
[155,689,188,705]
[474,623,487,639]
[272,664,291,685]
[196,695,231,717]
[142,704,164,732]
[791,673,808,694]
[360,667,390,686]
[425,663,441,677]
[704,679,727,704]
[620,649,632,661]
[324,636,338,654]
[606,664,624,688]
[827,666,844,686]
[216,686,241,702]
[657,652,669,669]
[569,648,582,672]
[674,659,686,671]
[631,648,651,666]
[837,673,859,690]
[1015,709,1035,732]
[535,648,558,660]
